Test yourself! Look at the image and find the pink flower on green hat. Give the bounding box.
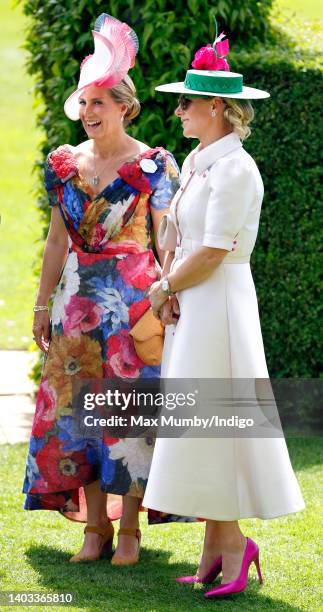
[192,44,218,70]
[192,38,230,72]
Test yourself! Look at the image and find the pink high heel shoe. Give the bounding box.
[176,556,222,584]
[205,538,263,598]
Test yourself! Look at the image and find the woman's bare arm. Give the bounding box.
[149,246,228,316]
[35,207,69,305]
[167,246,228,293]
[33,207,69,352]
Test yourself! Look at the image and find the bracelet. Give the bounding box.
[33,305,49,312]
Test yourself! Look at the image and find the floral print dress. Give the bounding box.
[23,145,179,522]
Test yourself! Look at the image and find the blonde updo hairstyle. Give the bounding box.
[109,74,141,127]
[222,98,255,141]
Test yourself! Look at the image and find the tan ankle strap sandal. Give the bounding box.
[111,528,142,566]
[69,522,114,563]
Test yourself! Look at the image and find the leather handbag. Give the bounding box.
[157,213,177,251]
[129,308,165,366]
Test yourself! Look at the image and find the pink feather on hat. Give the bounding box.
[93,13,139,87]
[64,13,139,121]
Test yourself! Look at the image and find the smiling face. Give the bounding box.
[175,95,214,139]
[78,85,128,139]
[175,95,227,141]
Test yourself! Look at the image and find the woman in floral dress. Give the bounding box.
[23,14,179,565]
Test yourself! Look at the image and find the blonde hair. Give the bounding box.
[109,75,141,127]
[223,98,254,141]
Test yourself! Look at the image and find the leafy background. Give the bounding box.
[16,0,323,377]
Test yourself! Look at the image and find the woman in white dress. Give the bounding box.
[144,29,305,598]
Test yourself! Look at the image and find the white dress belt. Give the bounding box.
[174,238,250,264]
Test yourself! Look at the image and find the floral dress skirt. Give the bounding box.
[23,144,179,522]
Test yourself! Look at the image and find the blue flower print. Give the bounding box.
[25,453,40,484]
[150,153,180,210]
[29,435,45,455]
[101,445,117,485]
[57,416,91,451]
[63,182,85,230]
[87,276,129,339]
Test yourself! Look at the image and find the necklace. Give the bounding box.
[91,139,133,186]
[92,147,100,186]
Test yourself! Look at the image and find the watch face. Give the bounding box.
[162,279,169,292]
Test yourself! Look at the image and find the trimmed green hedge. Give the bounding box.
[236,55,322,377]
[22,1,321,377]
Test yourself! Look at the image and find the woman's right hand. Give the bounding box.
[32,310,51,353]
[159,296,180,326]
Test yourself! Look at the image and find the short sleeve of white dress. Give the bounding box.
[203,157,256,251]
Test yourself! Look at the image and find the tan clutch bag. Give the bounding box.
[157,214,177,251]
[129,308,165,366]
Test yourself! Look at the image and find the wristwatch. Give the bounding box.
[161,276,174,296]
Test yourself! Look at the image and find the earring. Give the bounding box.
[211,110,217,117]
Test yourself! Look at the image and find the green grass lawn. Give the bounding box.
[1,439,322,611]
[0,0,42,349]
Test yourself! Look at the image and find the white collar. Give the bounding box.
[191,132,242,175]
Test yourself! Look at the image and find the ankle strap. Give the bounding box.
[118,528,141,540]
[84,524,113,536]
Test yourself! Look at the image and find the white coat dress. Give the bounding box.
[143,133,305,520]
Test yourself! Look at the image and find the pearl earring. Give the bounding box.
[211,110,216,117]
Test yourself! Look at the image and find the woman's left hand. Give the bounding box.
[159,296,180,325]
[149,281,169,316]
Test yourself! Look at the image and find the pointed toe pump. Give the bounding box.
[69,523,114,563]
[204,538,263,598]
[176,556,222,584]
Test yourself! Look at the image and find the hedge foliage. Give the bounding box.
[22,0,321,378]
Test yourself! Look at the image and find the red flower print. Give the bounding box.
[105,330,144,378]
[117,252,157,291]
[128,298,150,328]
[38,492,68,510]
[63,295,103,337]
[74,241,145,263]
[36,436,93,490]
[56,185,64,204]
[118,160,152,194]
[103,436,120,445]
[83,200,91,213]
[92,223,107,247]
[32,378,57,437]
[49,145,78,182]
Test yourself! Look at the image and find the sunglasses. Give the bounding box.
[177,94,204,110]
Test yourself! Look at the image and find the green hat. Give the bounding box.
[155,21,270,100]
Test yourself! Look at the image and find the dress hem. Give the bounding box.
[143,500,306,522]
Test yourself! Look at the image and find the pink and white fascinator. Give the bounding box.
[64,13,139,121]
